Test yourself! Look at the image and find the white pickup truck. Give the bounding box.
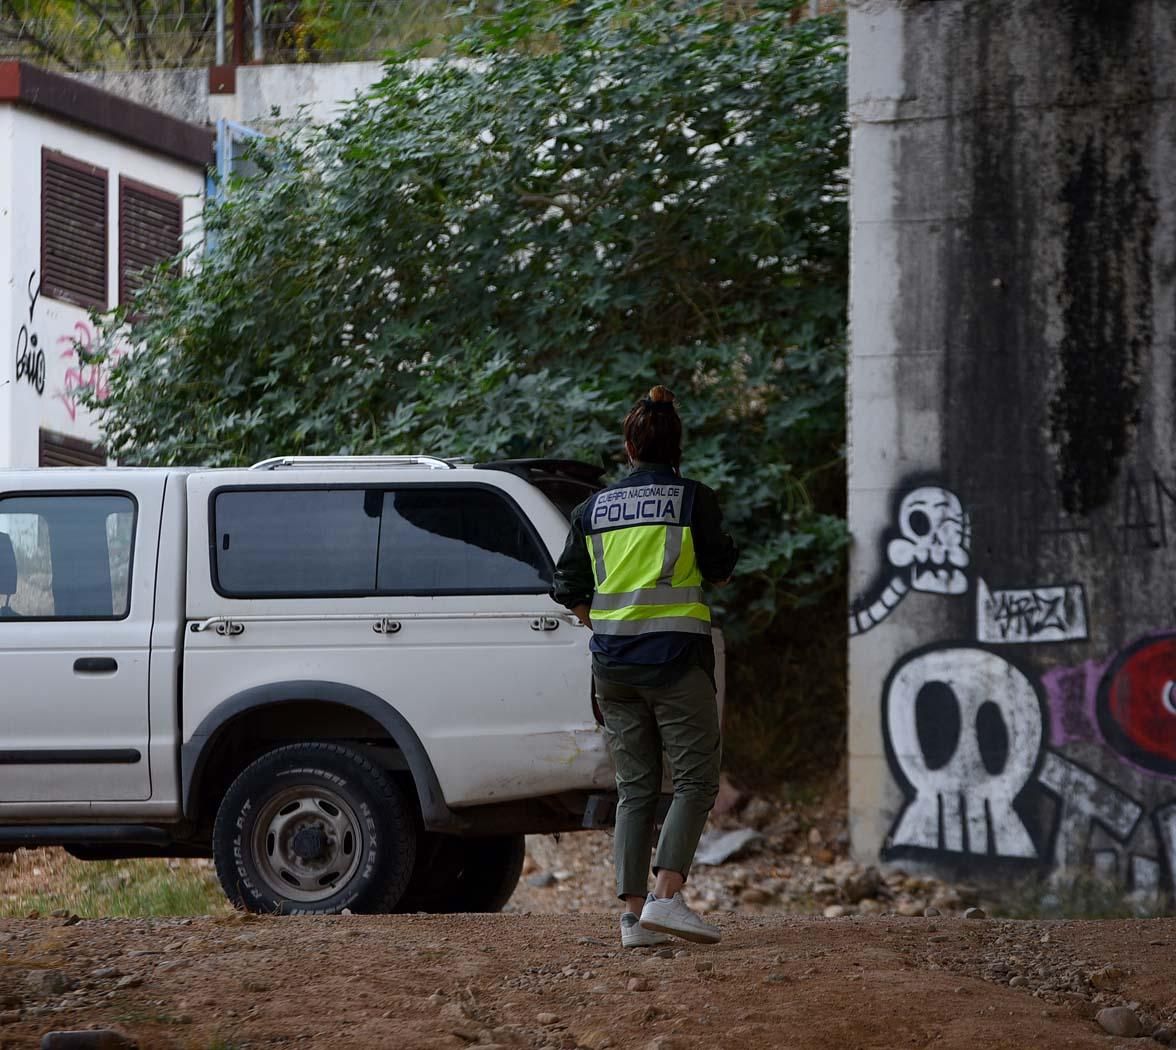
[0,456,722,915]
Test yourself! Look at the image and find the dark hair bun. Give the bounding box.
[625,384,683,467]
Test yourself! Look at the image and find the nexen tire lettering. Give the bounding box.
[212,742,416,915]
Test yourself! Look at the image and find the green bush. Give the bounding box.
[87,1,848,758]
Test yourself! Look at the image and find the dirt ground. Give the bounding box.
[1,785,1170,1049]
[0,909,1172,1049]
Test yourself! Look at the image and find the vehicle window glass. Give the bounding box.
[215,489,379,596]
[0,494,135,619]
[378,488,551,594]
[534,478,601,520]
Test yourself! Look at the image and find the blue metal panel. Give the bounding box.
[206,118,266,255]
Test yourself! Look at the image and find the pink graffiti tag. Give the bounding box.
[55,322,127,422]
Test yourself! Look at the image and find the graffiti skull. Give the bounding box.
[885,648,1042,858]
[886,487,970,595]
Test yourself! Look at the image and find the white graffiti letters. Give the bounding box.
[1036,751,1142,870]
[976,579,1089,644]
[886,648,1041,858]
[1152,803,1176,892]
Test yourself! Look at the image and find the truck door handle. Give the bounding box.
[372,618,402,635]
[188,618,245,636]
[74,657,118,673]
[530,617,560,632]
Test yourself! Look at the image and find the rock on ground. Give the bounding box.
[40,1032,137,1049]
[1096,1006,1143,1038]
[508,789,985,922]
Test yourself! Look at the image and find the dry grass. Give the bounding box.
[0,848,231,919]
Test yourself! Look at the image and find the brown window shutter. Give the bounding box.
[41,150,109,310]
[119,177,182,306]
[38,429,105,467]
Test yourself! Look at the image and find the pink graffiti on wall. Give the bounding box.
[55,322,127,422]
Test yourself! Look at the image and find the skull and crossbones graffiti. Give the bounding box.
[850,486,972,635]
[883,646,1149,872]
[885,648,1042,857]
[888,488,971,595]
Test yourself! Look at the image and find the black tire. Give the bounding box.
[454,834,526,912]
[395,833,464,913]
[397,832,525,913]
[213,742,416,915]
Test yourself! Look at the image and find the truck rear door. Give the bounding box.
[183,466,613,808]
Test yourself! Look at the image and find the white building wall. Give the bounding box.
[0,108,15,469]
[77,62,387,133]
[847,0,1176,894]
[3,107,204,468]
[224,62,386,128]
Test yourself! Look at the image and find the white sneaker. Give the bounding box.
[621,911,671,948]
[639,892,721,945]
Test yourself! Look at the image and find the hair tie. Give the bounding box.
[641,398,675,412]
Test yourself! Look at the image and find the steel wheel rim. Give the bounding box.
[250,784,364,904]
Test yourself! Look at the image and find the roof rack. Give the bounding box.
[250,455,456,471]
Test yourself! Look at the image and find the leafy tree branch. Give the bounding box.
[87,0,849,650]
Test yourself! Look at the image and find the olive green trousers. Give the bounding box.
[596,665,721,900]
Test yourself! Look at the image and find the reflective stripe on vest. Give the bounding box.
[585,516,710,636]
[592,612,712,637]
[590,585,705,611]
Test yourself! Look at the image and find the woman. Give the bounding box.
[552,385,738,946]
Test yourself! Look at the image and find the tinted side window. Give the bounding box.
[0,494,135,619]
[534,478,601,521]
[215,489,379,597]
[378,488,551,594]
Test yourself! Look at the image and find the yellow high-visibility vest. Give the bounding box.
[583,476,711,637]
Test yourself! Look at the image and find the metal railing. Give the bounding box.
[0,0,466,71]
[249,455,456,470]
[0,0,844,73]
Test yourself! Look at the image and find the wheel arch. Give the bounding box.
[181,681,465,833]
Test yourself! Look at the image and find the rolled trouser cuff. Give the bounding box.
[652,812,711,881]
[652,779,719,882]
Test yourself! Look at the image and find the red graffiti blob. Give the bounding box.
[1097,634,1176,776]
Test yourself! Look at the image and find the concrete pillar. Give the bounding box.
[848,0,1176,895]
